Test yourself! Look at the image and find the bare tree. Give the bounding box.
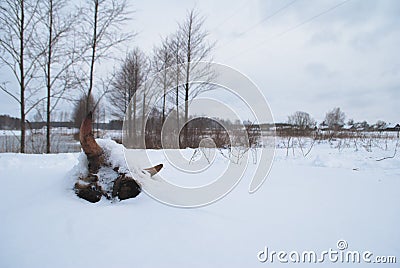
[0,0,44,152]
[140,59,152,142]
[77,0,133,114]
[35,0,80,153]
[109,48,148,142]
[324,107,345,130]
[109,48,148,118]
[153,37,174,124]
[178,8,215,146]
[167,33,184,129]
[288,111,316,130]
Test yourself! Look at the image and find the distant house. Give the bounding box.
[318,124,329,131]
[385,123,400,131]
[385,123,400,138]
[342,125,355,131]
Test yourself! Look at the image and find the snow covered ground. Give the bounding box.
[0,140,399,267]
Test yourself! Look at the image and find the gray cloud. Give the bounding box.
[0,0,398,124]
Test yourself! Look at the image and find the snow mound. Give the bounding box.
[70,138,145,199]
[70,138,130,178]
[97,138,130,174]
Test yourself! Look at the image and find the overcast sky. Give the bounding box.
[1,0,399,124]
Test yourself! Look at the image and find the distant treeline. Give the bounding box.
[0,114,123,130]
[0,115,20,130]
[1,113,398,135]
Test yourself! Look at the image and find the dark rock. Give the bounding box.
[75,182,103,203]
[112,174,141,200]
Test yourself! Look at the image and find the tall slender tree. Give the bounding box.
[36,0,79,153]
[109,48,148,143]
[153,37,174,124]
[168,33,184,129]
[177,8,214,146]
[0,0,44,152]
[78,0,133,114]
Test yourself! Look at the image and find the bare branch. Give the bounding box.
[0,82,21,104]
